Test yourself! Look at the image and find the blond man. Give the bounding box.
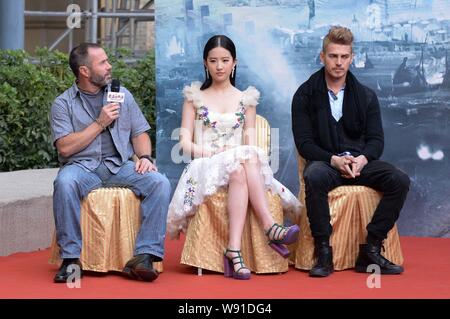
[291,27,410,277]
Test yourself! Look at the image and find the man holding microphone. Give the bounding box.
[50,43,170,283]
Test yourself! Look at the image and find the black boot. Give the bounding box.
[122,254,159,282]
[54,258,83,283]
[309,241,334,277]
[355,238,404,274]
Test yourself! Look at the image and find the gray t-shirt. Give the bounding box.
[79,88,121,168]
[50,83,151,174]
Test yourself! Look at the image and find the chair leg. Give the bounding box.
[197,267,202,276]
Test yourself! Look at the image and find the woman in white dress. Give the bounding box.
[167,35,301,280]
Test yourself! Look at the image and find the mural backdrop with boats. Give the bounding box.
[156,0,450,237]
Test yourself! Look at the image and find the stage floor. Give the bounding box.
[0,236,449,299]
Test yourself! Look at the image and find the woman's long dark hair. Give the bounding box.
[200,35,237,90]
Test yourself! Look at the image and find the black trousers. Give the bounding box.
[303,160,410,242]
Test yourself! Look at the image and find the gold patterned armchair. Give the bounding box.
[290,155,403,271]
[49,180,163,273]
[181,115,289,275]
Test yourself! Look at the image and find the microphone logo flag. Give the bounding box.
[107,91,125,103]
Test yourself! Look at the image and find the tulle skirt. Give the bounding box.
[167,145,301,238]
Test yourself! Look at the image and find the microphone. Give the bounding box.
[107,79,124,103]
[107,79,124,128]
[111,78,120,92]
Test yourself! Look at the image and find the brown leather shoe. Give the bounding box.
[122,254,159,282]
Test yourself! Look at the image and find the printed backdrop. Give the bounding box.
[156,0,450,237]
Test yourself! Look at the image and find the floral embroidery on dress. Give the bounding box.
[233,101,246,129]
[197,100,246,149]
[198,106,211,127]
[198,102,245,130]
[183,177,197,208]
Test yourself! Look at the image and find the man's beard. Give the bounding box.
[89,73,111,87]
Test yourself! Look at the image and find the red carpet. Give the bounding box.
[0,236,449,299]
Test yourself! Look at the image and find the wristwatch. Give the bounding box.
[139,155,154,164]
[338,151,351,157]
